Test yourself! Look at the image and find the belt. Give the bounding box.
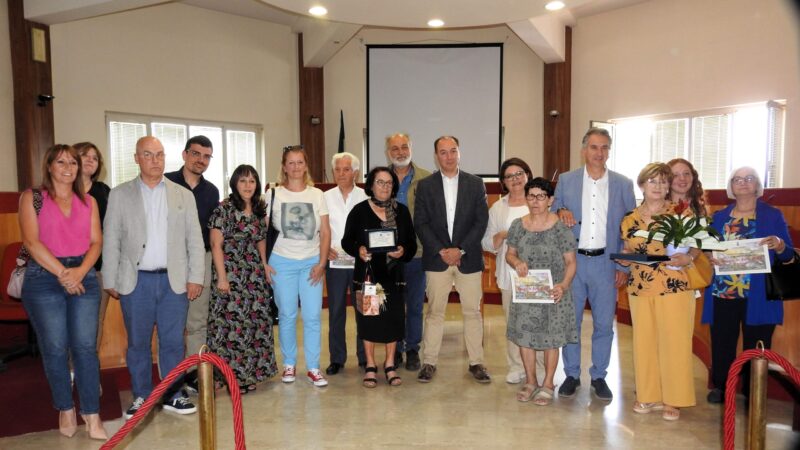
[577,248,605,257]
[139,268,168,274]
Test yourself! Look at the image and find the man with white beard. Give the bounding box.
[386,133,431,371]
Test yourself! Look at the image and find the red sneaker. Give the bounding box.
[307,369,328,387]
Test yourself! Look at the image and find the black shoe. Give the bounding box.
[558,376,581,398]
[591,378,613,401]
[707,388,724,404]
[163,396,197,415]
[468,364,492,384]
[417,364,436,383]
[325,363,343,375]
[124,397,145,420]
[405,350,421,371]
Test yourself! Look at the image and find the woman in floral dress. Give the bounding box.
[208,164,277,393]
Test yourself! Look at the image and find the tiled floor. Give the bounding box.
[1,305,797,449]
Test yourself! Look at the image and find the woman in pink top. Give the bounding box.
[19,144,106,441]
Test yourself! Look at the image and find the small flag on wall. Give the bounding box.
[337,110,345,153]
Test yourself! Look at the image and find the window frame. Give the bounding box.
[105,111,265,197]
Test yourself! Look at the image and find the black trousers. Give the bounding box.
[710,296,776,391]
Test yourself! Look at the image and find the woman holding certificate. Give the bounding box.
[341,167,416,388]
[504,177,577,406]
[701,167,794,404]
[620,163,700,421]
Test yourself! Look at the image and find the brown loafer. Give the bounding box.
[468,364,492,383]
[417,364,436,383]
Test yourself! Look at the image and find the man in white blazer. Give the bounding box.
[103,136,205,419]
[552,128,636,402]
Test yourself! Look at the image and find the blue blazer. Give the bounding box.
[552,167,637,268]
[701,200,794,326]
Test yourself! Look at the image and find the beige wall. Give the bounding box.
[0,2,18,191]
[323,26,545,179]
[572,0,800,186]
[49,2,299,185]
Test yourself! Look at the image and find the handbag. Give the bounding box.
[686,251,713,290]
[7,189,43,298]
[265,187,279,260]
[765,248,800,301]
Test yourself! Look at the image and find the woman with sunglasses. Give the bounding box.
[701,167,793,403]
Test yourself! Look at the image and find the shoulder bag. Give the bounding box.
[7,189,44,298]
[765,248,800,301]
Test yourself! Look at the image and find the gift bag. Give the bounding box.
[355,262,382,316]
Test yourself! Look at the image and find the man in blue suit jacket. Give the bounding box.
[414,136,490,384]
[552,128,636,402]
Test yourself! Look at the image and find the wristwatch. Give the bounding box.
[458,247,466,256]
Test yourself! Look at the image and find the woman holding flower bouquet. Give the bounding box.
[667,158,708,217]
[342,167,416,387]
[620,163,702,421]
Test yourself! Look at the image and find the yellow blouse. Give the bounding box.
[620,204,691,297]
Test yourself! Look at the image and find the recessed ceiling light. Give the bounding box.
[309,6,328,16]
[545,1,565,11]
[427,19,445,28]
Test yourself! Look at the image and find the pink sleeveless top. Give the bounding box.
[37,190,92,257]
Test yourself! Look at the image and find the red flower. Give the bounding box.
[674,199,689,216]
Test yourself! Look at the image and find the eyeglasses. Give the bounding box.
[375,179,393,188]
[140,151,165,161]
[646,178,669,186]
[731,175,757,185]
[187,149,212,161]
[526,193,548,201]
[283,145,304,153]
[503,170,526,181]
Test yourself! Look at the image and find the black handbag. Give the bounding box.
[266,187,279,259]
[765,248,800,301]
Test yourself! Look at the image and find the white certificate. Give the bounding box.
[329,246,355,269]
[712,239,771,275]
[367,228,397,252]
[510,269,555,304]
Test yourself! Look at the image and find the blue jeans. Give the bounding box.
[119,271,189,401]
[562,254,618,380]
[399,257,426,353]
[22,257,101,414]
[270,254,322,370]
[325,267,365,365]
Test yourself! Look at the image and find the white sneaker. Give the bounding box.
[307,369,328,387]
[505,371,527,384]
[281,365,296,383]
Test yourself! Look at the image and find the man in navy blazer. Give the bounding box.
[552,128,636,401]
[414,136,490,383]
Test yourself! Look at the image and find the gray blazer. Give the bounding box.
[414,170,489,274]
[102,177,205,296]
[552,167,637,260]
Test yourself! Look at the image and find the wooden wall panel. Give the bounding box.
[542,27,572,182]
[298,34,326,183]
[8,0,54,191]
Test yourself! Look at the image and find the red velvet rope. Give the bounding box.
[722,348,800,450]
[100,353,246,449]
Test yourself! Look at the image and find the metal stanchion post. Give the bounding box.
[198,347,216,450]
[747,341,767,450]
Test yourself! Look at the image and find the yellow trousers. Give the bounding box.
[629,291,696,407]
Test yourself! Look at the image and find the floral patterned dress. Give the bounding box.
[207,200,277,387]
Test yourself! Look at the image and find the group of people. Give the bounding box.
[17,126,794,442]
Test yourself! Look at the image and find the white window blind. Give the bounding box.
[691,115,730,189]
[652,119,687,163]
[765,103,785,188]
[108,121,146,187]
[227,131,257,173]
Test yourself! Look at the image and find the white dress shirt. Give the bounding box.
[138,176,169,270]
[441,170,460,240]
[579,167,609,250]
[324,184,368,250]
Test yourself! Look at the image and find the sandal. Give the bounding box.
[363,367,378,388]
[516,384,539,402]
[633,401,664,414]
[662,406,680,421]
[533,386,554,406]
[384,365,402,386]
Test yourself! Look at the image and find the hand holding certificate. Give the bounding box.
[712,238,771,275]
[366,228,398,253]
[511,269,556,303]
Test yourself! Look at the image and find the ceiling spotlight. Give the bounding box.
[545,1,566,11]
[309,6,328,16]
[427,19,445,28]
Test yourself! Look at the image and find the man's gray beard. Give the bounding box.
[390,158,411,168]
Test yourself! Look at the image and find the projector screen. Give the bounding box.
[367,44,503,177]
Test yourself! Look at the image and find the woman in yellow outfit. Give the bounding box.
[620,163,700,421]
